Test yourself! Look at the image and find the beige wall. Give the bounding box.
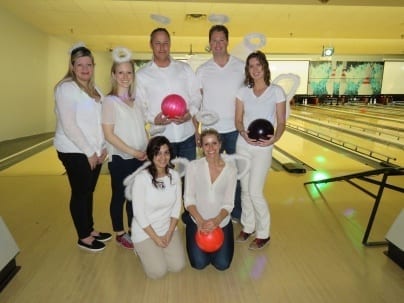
[0,8,48,141]
[0,7,112,142]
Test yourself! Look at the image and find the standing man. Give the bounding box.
[136,28,201,161]
[195,25,245,221]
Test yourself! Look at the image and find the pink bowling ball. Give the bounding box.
[161,94,187,118]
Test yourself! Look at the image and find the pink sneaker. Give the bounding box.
[116,233,134,249]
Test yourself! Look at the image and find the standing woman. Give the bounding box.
[184,129,238,270]
[235,51,286,250]
[124,136,186,279]
[54,43,111,252]
[102,47,148,249]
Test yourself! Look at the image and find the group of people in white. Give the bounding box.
[54,25,288,279]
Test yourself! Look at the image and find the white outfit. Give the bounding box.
[126,167,185,279]
[129,168,182,243]
[196,56,245,133]
[184,157,238,227]
[54,81,105,156]
[236,84,286,239]
[135,59,201,142]
[101,95,148,161]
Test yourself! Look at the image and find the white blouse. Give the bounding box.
[102,95,148,161]
[184,157,238,227]
[130,169,182,243]
[54,81,105,157]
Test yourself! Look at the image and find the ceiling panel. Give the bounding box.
[0,0,403,56]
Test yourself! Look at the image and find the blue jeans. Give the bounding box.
[184,214,234,270]
[108,155,145,232]
[171,135,196,161]
[219,130,242,220]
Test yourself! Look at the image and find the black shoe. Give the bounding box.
[77,239,105,252]
[93,232,112,242]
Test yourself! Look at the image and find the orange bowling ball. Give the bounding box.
[195,227,224,253]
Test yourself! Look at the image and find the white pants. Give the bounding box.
[236,142,272,239]
[135,230,186,279]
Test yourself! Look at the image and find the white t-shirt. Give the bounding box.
[130,169,182,243]
[196,56,245,133]
[184,157,237,227]
[236,84,286,149]
[102,95,148,161]
[135,59,202,142]
[54,81,105,157]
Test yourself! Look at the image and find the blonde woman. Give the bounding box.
[54,44,111,252]
[102,47,148,250]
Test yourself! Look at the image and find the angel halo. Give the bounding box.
[68,41,86,55]
[112,47,133,63]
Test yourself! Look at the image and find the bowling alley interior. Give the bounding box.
[0,1,403,302]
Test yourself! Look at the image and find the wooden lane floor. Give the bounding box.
[288,107,404,167]
[0,116,403,302]
[0,172,403,303]
[0,147,65,176]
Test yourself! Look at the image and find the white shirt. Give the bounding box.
[184,157,237,227]
[130,169,182,243]
[236,83,286,149]
[135,59,202,143]
[54,81,105,157]
[102,95,148,161]
[196,56,245,133]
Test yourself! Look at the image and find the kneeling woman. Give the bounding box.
[124,136,186,279]
[184,129,238,270]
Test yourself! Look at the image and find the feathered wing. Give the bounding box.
[272,73,300,119]
[172,157,190,178]
[222,153,251,179]
[123,161,151,200]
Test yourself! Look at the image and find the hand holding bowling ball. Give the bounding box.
[161,94,187,119]
[195,227,224,253]
[247,118,274,141]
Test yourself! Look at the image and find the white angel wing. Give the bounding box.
[123,161,152,201]
[172,157,190,178]
[222,153,251,180]
[272,73,300,119]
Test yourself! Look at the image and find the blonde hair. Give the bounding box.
[108,60,135,98]
[55,46,100,99]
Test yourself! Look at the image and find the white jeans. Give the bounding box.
[134,230,186,279]
[236,142,273,239]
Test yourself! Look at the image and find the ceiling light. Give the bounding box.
[322,46,334,57]
[185,14,206,21]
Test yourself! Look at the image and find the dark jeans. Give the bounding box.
[220,130,242,220]
[57,152,102,239]
[171,135,196,161]
[108,155,144,232]
[184,214,234,270]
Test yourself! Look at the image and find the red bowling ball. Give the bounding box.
[161,94,187,118]
[247,118,274,141]
[195,227,224,253]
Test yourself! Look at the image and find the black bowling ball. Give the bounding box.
[247,119,274,141]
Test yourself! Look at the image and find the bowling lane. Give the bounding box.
[275,131,370,172]
[294,106,403,132]
[0,147,65,176]
[287,117,404,167]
